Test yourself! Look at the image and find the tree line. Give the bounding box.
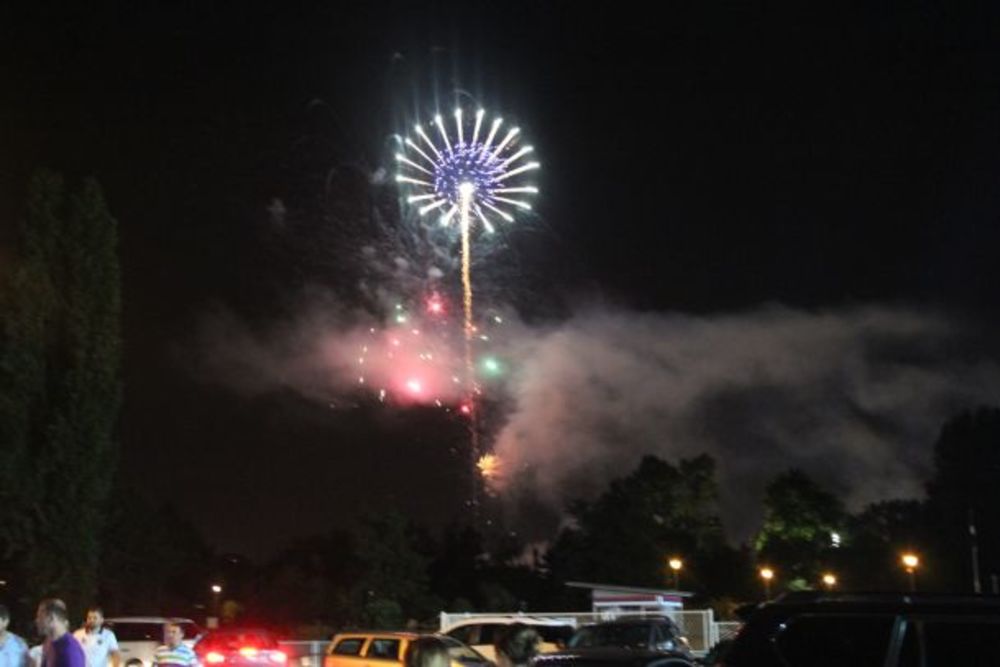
[3,171,1000,635]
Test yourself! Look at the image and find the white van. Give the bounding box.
[439,617,574,662]
[105,617,202,667]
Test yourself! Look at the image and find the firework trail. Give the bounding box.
[395,108,539,492]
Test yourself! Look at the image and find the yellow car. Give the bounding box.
[323,632,491,667]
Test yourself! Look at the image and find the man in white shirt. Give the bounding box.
[72,609,119,667]
[0,604,29,667]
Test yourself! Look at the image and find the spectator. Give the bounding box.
[73,608,120,667]
[0,604,29,667]
[35,600,84,667]
[494,624,540,667]
[403,637,449,667]
[151,624,196,667]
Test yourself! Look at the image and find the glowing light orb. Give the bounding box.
[426,295,445,315]
[396,108,539,233]
[480,357,502,376]
[405,379,423,394]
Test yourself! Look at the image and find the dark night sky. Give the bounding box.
[3,2,1000,558]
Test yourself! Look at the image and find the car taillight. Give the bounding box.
[270,652,287,663]
[206,652,226,664]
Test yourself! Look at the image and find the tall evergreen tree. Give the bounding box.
[0,170,121,612]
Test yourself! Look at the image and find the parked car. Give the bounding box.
[565,619,691,658]
[532,647,697,667]
[440,616,575,662]
[324,632,490,667]
[722,591,1000,666]
[194,628,287,666]
[105,617,202,667]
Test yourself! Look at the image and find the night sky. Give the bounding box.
[4,3,1000,558]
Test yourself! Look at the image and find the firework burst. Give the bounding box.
[395,108,539,234]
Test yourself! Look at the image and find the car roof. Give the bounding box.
[577,619,673,628]
[443,617,573,627]
[537,647,692,664]
[106,617,198,624]
[744,592,1000,619]
[331,632,420,639]
[201,628,274,635]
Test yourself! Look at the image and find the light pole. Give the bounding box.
[901,553,919,592]
[668,557,683,590]
[210,584,223,618]
[821,572,837,590]
[759,567,774,600]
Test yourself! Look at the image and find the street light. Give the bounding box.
[822,572,837,590]
[901,553,919,592]
[210,583,223,620]
[668,557,683,590]
[759,567,775,599]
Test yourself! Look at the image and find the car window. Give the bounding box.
[332,639,365,656]
[536,626,574,644]
[896,620,920,667]
[441,639,485,663]
[202,631,277,651]
[447,626,477,646]
[364,639,401,661]
[774,615,895,667]
[920,618,1000,664]
[570,624,654,649]
[179,623,202,641]
[477,625,505,646]
[110,623,166,642]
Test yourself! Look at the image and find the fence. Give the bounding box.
[277,641,326,667]
[277,612,742,662]
[439,610,741,657]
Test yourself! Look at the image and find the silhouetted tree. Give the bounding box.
[547,454,726,590]
[926,407,1000,592]
[0,170,121,612]
[754,469,845,589]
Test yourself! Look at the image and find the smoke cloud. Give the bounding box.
[197,301,1000,538]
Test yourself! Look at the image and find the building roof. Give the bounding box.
[565,581,694,598]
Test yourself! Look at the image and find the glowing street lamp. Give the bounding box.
[210,583,223,617]
[668,557,683,590]
[901,553,919,592]
[822,572,837,590]
[759,567,775,599]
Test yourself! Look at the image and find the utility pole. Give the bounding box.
[970,507,982,594]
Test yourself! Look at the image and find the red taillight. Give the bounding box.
[270,652,287,663]
[206,652,226,664]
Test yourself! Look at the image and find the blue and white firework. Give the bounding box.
[395,108,539,233]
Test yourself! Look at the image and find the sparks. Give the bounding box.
[477,453,502,480]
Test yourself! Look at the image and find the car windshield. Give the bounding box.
[569,624,652,649]
[440,637,486,662]
[111,622,201,642]
[200,630,277,651]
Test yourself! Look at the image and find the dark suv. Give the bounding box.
[564,618,691,656]
[722,592,1000,666]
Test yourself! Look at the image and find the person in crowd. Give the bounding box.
[35,600,83,667]
[403,637,450,667]
[151,623,196,667]
[73,607,120,667]
[0,604,29,667]
[494,624,540,667]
